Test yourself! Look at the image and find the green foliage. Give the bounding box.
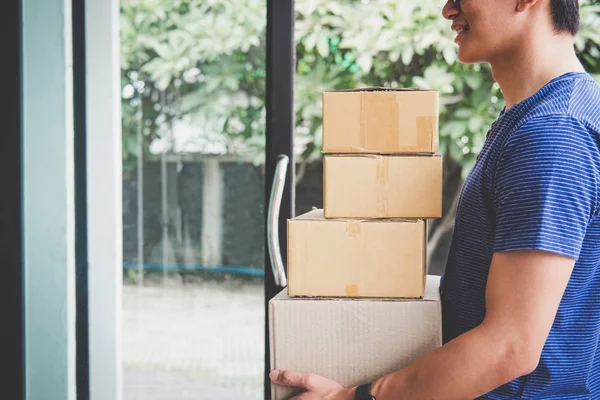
[121,0,600,177]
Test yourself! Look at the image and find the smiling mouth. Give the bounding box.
[452,24,470,35]
[452,24,470,43]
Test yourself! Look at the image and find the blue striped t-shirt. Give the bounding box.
[440,72,600,399]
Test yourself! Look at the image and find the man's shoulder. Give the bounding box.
[523,74,600,133]
[566,76,600,131]
[492,76,600,168]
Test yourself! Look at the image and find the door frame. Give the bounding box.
[73,0,90,398]
[83,0,123,398]
[264,0,296,399]
[0,0,25,398]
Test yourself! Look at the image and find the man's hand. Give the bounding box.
[269,369,355,400]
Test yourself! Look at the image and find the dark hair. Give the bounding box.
[550,0,580,35]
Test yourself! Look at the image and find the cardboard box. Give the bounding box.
[287,209,426,298]
[322,88,439,154]
[324,154,442,219]
[270,275,442,400]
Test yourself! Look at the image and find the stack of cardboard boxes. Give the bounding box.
[270,88,444,400]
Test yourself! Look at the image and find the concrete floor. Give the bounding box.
[124,370,260,400]
[123,275,265,400]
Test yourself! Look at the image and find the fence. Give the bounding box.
[122,155,458,278]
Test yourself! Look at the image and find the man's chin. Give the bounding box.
[457,48,485,65]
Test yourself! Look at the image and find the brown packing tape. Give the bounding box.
[359,92,403,152]
[376,194,389,217]
[382,93,401,151]
[391,95,402,150]
[432,118,439,152]
[375,156,389,217]
[375,156,389,183]
[345,284,359,297]
[396,94,418,148]
[345,220,362,237]
[359,92,367,150]
[416,116,438,152]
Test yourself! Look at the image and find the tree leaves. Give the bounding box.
[443,47,457,65]
[401,46,414,66]
[120,0,600,172]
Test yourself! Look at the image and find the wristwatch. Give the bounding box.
[354,383,376,400]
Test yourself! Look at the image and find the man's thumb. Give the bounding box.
[270,369,309,389]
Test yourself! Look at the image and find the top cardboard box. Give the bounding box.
[322,88,439,154]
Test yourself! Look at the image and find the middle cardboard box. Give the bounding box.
[324,154,443,219]
[287,209,426,298]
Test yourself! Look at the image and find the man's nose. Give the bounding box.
[442,0,460,20]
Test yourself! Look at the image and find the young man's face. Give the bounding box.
[442,0,525,64]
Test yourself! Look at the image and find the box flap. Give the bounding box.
[292,209,422,224]
[292,209,325,220]
[274,275,441,302]
[325,154,442,159]
[325,87,438,93]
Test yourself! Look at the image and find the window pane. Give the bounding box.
[120,1,266,399]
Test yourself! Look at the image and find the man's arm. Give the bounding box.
[369,249,574,400]
[270,249,574,400]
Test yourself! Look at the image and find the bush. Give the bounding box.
[121,0,600,178]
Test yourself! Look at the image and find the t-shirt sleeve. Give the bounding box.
[493,116,599,260]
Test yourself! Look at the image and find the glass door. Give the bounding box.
[119,1,294,399]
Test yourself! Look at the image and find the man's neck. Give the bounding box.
[490,34,585,110]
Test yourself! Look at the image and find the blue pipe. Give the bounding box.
[123,261,265,277]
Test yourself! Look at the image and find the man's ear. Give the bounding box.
[516,0,540,11]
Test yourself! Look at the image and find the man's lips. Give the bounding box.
[451,22,469,33]
[451,23,470,42]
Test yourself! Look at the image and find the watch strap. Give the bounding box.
[354,383,375,400]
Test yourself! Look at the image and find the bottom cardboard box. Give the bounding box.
[269,275,442,400]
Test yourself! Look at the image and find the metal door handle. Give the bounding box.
[267,155,289,288]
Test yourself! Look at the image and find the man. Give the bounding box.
[270,0,600,398]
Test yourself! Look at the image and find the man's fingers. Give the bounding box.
[269,369,310,389]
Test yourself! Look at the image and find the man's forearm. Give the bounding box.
[368,322,536,400]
